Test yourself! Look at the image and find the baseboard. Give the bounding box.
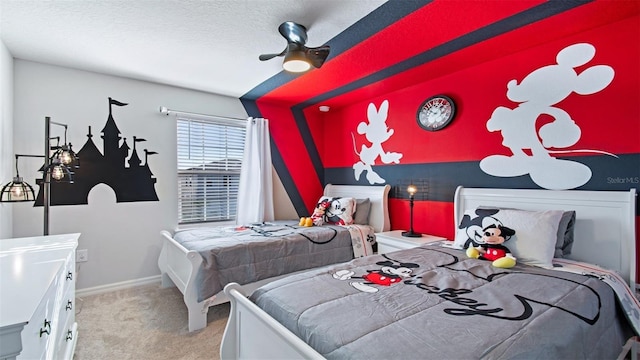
[76,275,162,297]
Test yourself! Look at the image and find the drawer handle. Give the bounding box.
[66,300,73,311]
[39,319,51,337]
[66,271,73,280]
[65,330,73,342]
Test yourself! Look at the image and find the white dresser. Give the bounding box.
[0,233,80,360]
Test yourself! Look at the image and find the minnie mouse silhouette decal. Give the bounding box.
[480,43,616,190]
[352,100,403,184]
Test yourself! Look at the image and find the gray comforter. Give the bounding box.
[251,245,633,359]
[173,221,354,301]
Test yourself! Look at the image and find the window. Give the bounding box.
[177,116,245,224]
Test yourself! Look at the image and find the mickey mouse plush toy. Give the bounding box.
[466,224,517,268]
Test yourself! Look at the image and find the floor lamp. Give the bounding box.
[0,117,78,235]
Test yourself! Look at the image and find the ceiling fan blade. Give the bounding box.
[306,45,330,68]
[278,21,308,45]
[259,48,286,61]
[259,53,279,61]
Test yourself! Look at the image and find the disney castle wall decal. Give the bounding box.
[35,97,159,206]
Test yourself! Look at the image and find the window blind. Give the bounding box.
[177,116,245,224]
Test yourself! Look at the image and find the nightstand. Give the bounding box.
[376,230,447,254]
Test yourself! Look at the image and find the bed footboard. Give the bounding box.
[158,230,353,333]
[158,230,211,332]
[220,283,324,360]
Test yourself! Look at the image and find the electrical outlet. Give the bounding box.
[77,249,89,263]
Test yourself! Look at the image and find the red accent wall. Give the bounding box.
[252,2,640,274]
[255,100,325,211]
[322,14,639,236]
[324,16,640,169]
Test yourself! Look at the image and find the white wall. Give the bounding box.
[0,39,14,239]
[12,60,248,290]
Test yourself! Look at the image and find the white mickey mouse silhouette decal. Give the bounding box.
[352,100,403,184]
[480,43,616,190]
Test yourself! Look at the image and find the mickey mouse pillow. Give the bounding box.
[453,208,564,268]
[311,196,356,226]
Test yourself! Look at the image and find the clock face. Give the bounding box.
[417,95,456,131]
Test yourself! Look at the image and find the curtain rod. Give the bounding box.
[158,106,246,122]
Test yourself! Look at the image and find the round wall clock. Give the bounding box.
[416,95,456,131]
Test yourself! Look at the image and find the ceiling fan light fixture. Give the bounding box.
[283,50,311,72]
[260,22,327,73]
[283,59,311,72]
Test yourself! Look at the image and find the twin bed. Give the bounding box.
[158,184,391,332]
[219,186,638,359]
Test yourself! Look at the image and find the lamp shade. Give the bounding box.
[60,145,79,168]
[39,158,74,183]
[47,163,74,183]
[51,143,79,169]
[0,177,35,202]
[283,48,311,72]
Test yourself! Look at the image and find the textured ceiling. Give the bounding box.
[0,0,387,98]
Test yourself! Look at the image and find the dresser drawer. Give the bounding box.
[54,254,76,360]
[54,295,75,347]
[56,321,77,360]
[55,314,77,360]
[18,275,61,360]
[62,251,75,291]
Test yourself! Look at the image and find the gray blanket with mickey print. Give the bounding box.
[250,245,634,360]
[173,221,359,302]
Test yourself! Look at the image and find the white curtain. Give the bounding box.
[236,117,274,225]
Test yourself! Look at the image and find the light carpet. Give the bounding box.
[74,283,229,360]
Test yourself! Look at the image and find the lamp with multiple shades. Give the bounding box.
[0,116,79,235]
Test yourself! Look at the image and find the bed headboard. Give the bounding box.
[454,186,637,287]
[324,184,391,233]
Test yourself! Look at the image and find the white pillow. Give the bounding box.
[454,208,563,268]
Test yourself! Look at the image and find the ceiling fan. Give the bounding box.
[259,21,330,73]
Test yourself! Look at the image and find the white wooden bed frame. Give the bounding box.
[158,184,390,332]
[220,186,637,360]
